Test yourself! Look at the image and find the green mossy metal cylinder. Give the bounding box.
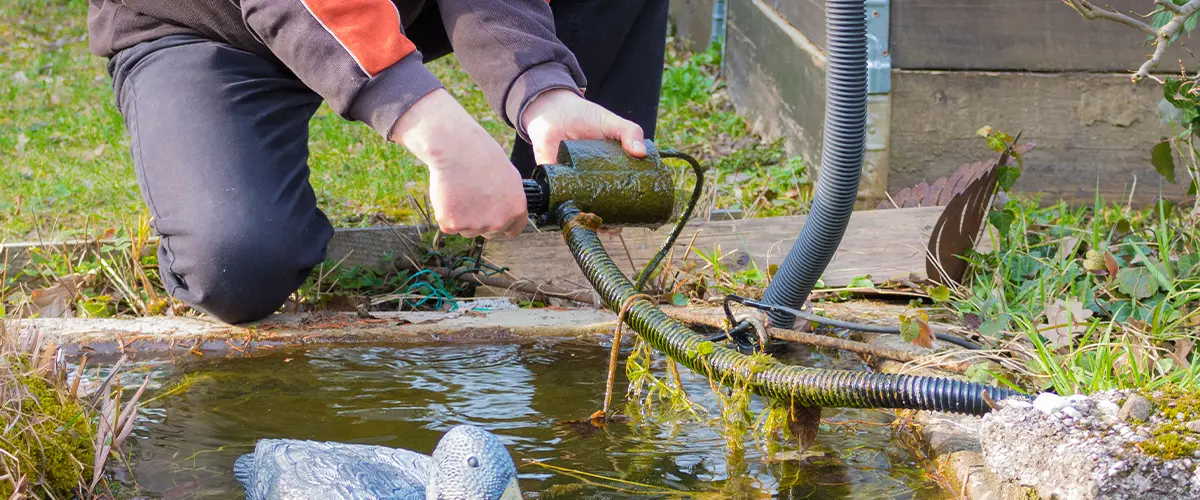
[534,140,675,228]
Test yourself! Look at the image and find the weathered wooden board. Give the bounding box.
[889,70,1190,205]
[481,205,951,295]
[4,206,971,301]
[762,0,826,53]
[891,0,1191,72]
[726,0,827,176]
[668,0,717,53]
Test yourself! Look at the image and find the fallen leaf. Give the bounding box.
[22,273,91,318]
[1105,252,1120,277]
[1116,267,1159,299]
[1170,339,1193,370]
[927,284,951,302]
[1057,236,1081,262]
[1040,298,1094,349]
[900,311,934,348]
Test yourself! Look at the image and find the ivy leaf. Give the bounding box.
[978,315,1011,338]
[1116,267,1160,299]
[989,209,1017,235]
[997,166,1022,191]
[927,285,951,303]
[899,312,934,348]
[846,276,875,289]
[1151,139,1177,184]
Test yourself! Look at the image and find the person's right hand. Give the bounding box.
[390,89,529,239]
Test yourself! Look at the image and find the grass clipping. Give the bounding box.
[0,322,146,499]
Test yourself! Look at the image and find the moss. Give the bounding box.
[1133,384,1200,461]
[0,368,96,498]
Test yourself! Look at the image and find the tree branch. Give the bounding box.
[1064,0,1200,83]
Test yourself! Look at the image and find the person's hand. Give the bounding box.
[391,89,528,239]
[523,89,644,235]
[522,88,647,165]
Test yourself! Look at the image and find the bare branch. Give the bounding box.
[1159,0,1185,15]
[1063,0,1157,35]
[1064,0,1200,82]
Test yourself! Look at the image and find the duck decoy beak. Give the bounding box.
[499,475,522,500]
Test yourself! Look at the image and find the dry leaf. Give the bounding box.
[1170,338,1193,370]
[915,317,934,348]
[1105,252,1119,277]
[21,273,90,318]
[1113,337,1156,376]
[1040,298,1094,349]
[1057,236,1080,262]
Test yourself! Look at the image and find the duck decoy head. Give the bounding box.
[425,425,522,500]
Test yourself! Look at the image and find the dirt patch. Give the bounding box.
[980,390,1200,499]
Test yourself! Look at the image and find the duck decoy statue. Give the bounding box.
[234,425,523,500]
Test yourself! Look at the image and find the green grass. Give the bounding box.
[0,0,806,243]
[948,189,1200,395]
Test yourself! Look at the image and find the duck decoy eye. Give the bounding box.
[467,456,479,468]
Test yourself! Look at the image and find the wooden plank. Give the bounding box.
[726,0,828,177]
[668,0,717,53]
[763,0,826,52]
[888,70,1191,206]
[4,207,964,300]
[481,205,951,296]
[891,0,1190,72]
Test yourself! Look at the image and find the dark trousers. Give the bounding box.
[106,0,668,324]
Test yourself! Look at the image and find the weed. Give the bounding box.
[0,322,144,499]
[950,189,1199,394]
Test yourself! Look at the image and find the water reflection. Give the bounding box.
[108,338,949,499]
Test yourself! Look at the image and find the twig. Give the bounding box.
[1064,0,1200,82]
[663,308,971,372]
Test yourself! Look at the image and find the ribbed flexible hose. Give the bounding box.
[761,0,869,329]
[557,206,1022,416]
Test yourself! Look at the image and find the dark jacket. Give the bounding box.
[86,0,587,140]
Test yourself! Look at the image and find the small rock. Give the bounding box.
[1003,399,1033,411]
[1062,407,1084,420]
[1119,394,1154,422]
[1066,394,1090,404]
[1035,393,1070,415]
[1097,400,1121,417]
[1137,428,1152,438]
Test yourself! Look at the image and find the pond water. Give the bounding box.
[96,337,951,499]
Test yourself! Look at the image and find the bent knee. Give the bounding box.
[158,222,329,324]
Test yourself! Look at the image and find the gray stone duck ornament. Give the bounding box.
[234,425,522,500]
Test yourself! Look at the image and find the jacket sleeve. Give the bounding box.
[435,0,588,142]
[240,0,445,140]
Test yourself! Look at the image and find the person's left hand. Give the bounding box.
[522,89,646,235]
[521,88,646,165]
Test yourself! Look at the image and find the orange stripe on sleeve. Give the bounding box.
[300,0,416,77]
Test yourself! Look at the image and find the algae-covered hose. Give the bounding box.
[555,204,1024,416]
[760,0,872,329]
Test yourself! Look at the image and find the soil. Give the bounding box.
[979,389,1200,499]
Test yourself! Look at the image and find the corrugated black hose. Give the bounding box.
[554,203,1024,417]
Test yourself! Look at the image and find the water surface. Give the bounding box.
[105,337,949,499]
